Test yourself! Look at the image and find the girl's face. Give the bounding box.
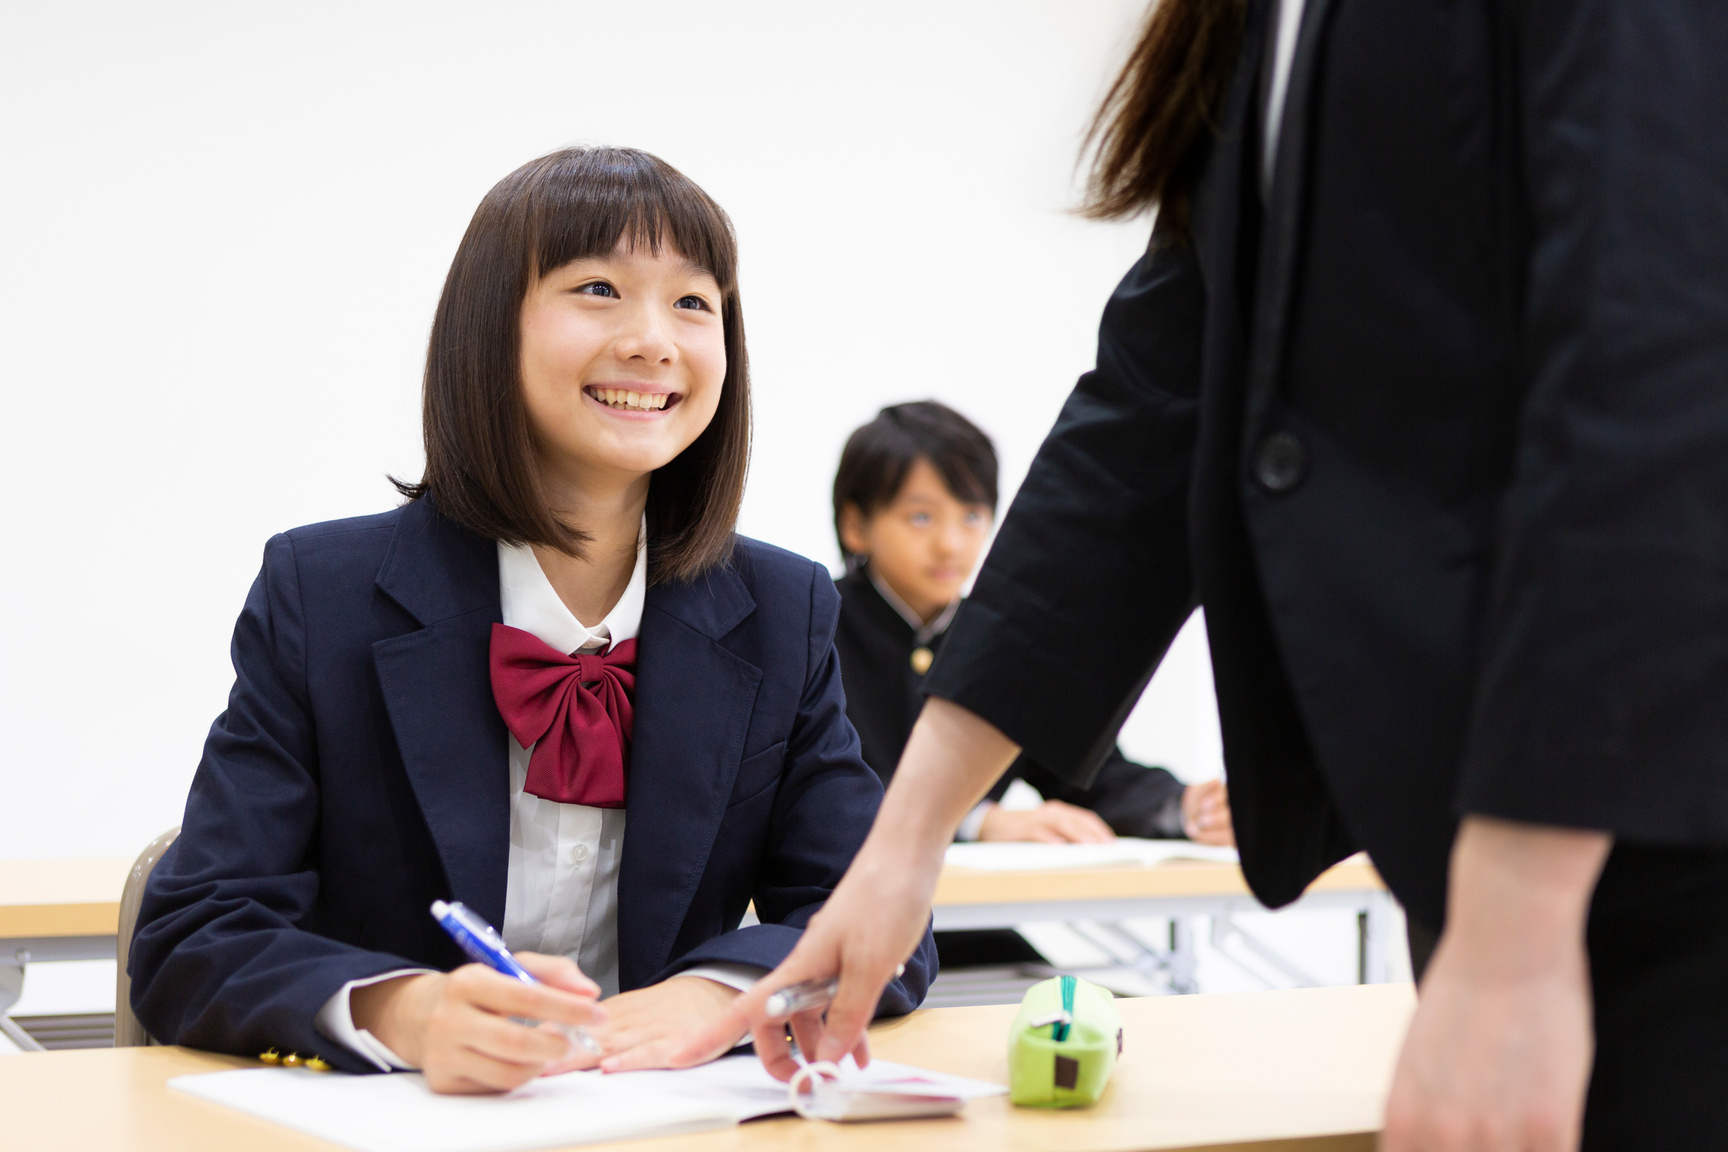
[840,458,994,621]
[519,239,726,496]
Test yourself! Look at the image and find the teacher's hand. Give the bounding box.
[672,696,1023,1080]
[1381,816,1609,1152]
[733,843,943,1079]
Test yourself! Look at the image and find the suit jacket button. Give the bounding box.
[1255,431,1306,493]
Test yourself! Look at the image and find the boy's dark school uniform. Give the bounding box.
[833,569,1186,836]
[834,568,1188,969]
[131,498,935,1072]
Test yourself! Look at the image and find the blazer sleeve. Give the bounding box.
[654,565,936,1016]
[1009,749,1189,839]
[923,226,1206,788]
[129,536,429,1073]
[1459,3,1728,839]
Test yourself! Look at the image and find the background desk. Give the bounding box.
[0,982,1417,1152]
[0,857,131,962]
[2,854,1396,1044]
[934,855,1395,993]
[0,858,133,1050]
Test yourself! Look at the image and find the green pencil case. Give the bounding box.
[1008,974,1122,1108]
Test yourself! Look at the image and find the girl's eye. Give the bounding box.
[674,294,709,311]
[577,282,617,298]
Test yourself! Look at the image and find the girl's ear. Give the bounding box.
[838,503,872,560]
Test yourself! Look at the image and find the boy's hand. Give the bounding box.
[350,952,603,1094]
[1182,779,1235,846]
[549,977,745,1073]
[979,799,1115,843]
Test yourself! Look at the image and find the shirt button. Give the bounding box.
[569,843,590,865]
[1255,431,1307,493]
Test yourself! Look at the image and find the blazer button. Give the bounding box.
[1255,431,1306,493]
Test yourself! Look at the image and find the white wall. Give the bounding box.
[0,0,1222,860]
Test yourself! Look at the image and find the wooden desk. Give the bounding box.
[934,855,1396,990]
[0,858,132,963]
[0,983,1417,1152]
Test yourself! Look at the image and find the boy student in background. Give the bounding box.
[831,401,1233,849]
[130,147,933,1094]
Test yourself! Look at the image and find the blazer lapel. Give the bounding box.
[616,563,760,989]
[371,499,512,927]
[1194,0,1268,381]
[1245,0,1339,428]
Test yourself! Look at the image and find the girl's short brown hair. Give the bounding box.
[395,146,750,584]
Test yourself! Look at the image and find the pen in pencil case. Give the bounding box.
[764,963,906,1021]
[429,899,603,1057]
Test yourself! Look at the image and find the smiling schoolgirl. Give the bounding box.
[130,147,934,1092]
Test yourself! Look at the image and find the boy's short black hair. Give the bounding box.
[832,401,998,563]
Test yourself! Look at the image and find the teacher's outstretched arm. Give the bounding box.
[678,232,1206,1081]
[679,696,1019,1079]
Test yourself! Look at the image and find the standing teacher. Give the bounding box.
[694,1,1728,1146]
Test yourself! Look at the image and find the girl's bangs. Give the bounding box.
[527,150,736,291]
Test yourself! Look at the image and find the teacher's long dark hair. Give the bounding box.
[1083,0,1247,232]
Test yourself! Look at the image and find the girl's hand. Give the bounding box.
[979,799,1115,843]
[350,952,604,1094]
[542,977,745,1074]
[1181,779,1235,846]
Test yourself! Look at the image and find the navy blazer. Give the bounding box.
[131,498,935,1072]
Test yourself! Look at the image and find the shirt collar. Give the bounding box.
[497,522,646,654]
[866,565,960,647]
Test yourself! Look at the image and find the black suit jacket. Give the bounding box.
[832,571,1186,838]
[927,0,1728,930]
[131,499,934,1070]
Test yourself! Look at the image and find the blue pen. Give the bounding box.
[430,899,603,1057]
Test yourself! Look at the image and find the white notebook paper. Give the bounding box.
[944,837,1239,872]
[169,1055,1004,1152]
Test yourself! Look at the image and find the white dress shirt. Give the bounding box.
[316,530,759,1071]
[1262,0,1308,198]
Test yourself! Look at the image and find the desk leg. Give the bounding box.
[1359,892,1394,985]
[1080,920,1200,995]
[1167,917,1200,995]
[1,951,47,1053]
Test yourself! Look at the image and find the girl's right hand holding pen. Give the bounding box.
[351,953,605,1094]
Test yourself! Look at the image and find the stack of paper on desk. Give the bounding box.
[944,838,1240,872]
[169,1055,1004,1152]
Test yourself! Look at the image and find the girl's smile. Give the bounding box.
[583,382,681,415]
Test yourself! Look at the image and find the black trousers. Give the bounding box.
[1410,845,1728,1147]
[1582,844,1728,1149]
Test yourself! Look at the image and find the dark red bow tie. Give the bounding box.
[488,623,637,808]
